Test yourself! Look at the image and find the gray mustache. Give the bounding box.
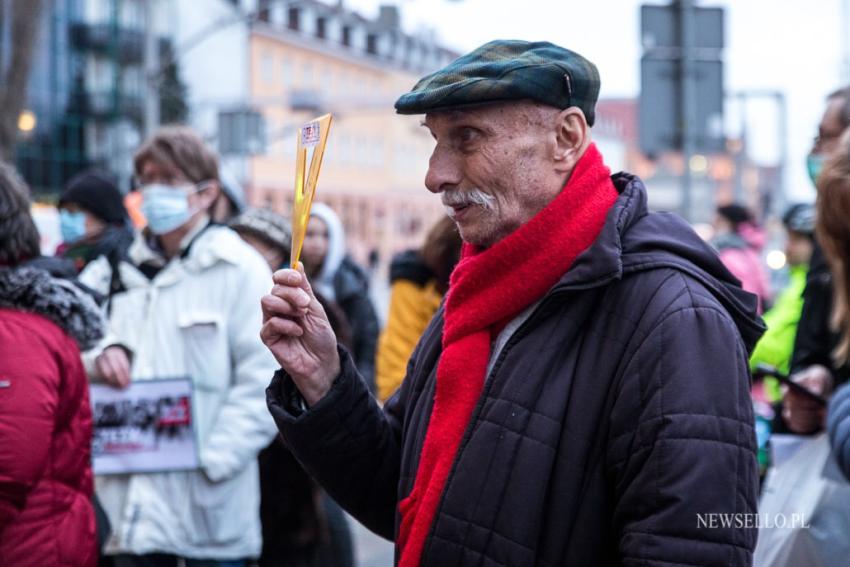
[441,188,496,210]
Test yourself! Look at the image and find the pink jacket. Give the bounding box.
[715,223,771,313]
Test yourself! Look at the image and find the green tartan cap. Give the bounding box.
[395,39,601,126]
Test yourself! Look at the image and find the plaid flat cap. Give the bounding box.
[395,39,601,126]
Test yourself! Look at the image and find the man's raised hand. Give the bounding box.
[260,264,340,406]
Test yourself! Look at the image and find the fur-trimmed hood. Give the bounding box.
[0,266,104,350]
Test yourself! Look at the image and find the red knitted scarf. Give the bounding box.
[396,143,619,566]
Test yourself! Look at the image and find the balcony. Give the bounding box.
[289,89,325,113]
[85,91,144,123]
[70,22,143,64]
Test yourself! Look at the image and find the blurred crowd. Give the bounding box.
[6,80,850,567]
[0,124,462,567]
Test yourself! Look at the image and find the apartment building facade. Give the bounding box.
[248,0,458,266]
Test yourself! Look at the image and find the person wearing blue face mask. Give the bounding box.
[775,87,850,437]
[806,87,850,186]
[56,169,134,274]
[77,126,278,567]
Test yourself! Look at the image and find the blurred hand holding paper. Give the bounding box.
[291,113,333,269]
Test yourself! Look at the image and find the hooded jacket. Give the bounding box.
[268,174,764,566]
[712,225,771,313]
[0,266,104,567]
[78,222,278,559]
[309,203,379,390]
[376,251,444,402]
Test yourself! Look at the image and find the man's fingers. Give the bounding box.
[272,268,302,287]
[261,317,304,343]
[262,294,308,318]
[786,389,818,404]
[294,263,314,293]
[114,354,131,388]
[269,285,312,308]
[273,265,317,295]
[269,316,304,337]
[97,354,116,381]
[97,348,131,388]
[101,361,124,388]
[798,377,826,395]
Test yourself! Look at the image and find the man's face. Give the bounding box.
[785,231,814,267]
[713,214,734,236]
[812,97,847,156]
[422,102,561,248]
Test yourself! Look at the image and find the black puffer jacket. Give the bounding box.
[333,256,379,392]
[791,242,850,383]
[268,174,764,566]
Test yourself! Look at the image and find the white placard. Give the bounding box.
[90,377,199,475]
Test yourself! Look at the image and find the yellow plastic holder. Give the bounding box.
[290,113,333,270]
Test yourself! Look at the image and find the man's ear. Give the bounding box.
[553,107,590,174]
[197,181,221,211]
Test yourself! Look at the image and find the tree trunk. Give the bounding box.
[0,0,44,162]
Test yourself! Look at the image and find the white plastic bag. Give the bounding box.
[754,434,850,567]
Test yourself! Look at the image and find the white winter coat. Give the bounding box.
[80,222,278,559]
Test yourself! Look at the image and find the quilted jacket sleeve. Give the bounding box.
[267,345,406,540]
[608,304,759,566]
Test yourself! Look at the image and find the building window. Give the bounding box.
[122,65,143,97]
[288,7,300,31]
[342,26,351,47]
[258,0,271,22]
[321,67,332,89]
[316,17,326,39]
[84,0,111,25]
[301,62,313,87]
[371,139,383,167]
[87,55,113,94]
[366,34,378,55]
[120,0,144,30]
[339,134,350,165]
[337,71,348,95]
[261,52,274,85]
[281,58,293,87]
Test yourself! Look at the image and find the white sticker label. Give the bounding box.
[300,122,321,147]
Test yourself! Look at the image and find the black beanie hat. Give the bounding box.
[716,204,752,227]
[59,169,128,225]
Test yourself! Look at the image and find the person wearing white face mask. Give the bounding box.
[78,126,278,567]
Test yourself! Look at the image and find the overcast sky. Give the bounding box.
[344,0,846,203]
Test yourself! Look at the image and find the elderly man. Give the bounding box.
[262,41,763,566]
